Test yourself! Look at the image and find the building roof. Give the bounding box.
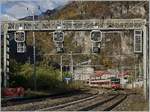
[117,71,129,77]
[95,71,112,77]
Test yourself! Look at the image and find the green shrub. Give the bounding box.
[63,72,72,79]
[10,74,28,88]
[9,63,82,91]
[36,68,60,90]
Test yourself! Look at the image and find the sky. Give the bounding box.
[1,0,69,21]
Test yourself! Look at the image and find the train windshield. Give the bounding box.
[111,78,120,84]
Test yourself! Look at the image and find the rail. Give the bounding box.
[38,90,127,111]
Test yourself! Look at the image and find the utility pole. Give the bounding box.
[60,55,63,81]
[0,21,1,88]
[3,17,9,88]
[33,30,36,90]
[143,25,147,100]
[148,20,150,103]
[148,19,150,103]
[33,14,36,91]
[27,8,36,91]
[146,24,149,100]
[134,55,137,88]
[70,52,74,79]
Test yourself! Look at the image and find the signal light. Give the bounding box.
[56,47,64,53]
[91,35,102,53]
[53,31,64,53]
[134,30,142,53]
[15,31,25,42]
[14,31,26,53]
[55,42,64,53]
[90,30,102,42]
[53,31,64,42]
[92,47,100,53]
[17,42,26,53]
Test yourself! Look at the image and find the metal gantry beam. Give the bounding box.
[1,19,146,31]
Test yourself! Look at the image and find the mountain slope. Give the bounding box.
[11,1,148,69]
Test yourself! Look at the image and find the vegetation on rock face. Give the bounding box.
[48,1,148,20]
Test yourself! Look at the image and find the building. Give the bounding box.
[74,67,94,80]
[93,70,116,79]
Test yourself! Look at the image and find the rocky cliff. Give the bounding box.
[10,1,148,69]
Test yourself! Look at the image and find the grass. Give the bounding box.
[128,99,149,111]
[127,88,149,111]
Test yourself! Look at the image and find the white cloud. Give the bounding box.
[1,0,70,20]
[5,3,33,18]
[0,14,18,21]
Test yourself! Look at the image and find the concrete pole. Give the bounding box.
[33,31,36,90]
[0,22,1,88]
[60,55,63,81]
[139,58,141,79]
[3,21,8,88]
[148,1,150,106]
[148,16,150,105]
[147,24,149,101]
[32,10,36,91]
[70,52,74,79]
[27,8,36,90]
[134,55,137,88]
[143,25,147,100]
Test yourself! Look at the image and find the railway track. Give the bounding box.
[2,88,129,111]
[38,90,127,111]
[86,94,127,111]
[2,89,88,107]
[39,92,100,111]
[2,88,100,111]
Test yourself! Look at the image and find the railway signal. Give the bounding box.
[92,47,100,53]
[17,42,26,53]
[53,31,64,53]
[14,31,26,53]
[53,31,64,42]
[14,31,25,42]
[90,31,102,53]
[134,29,143,53]
[55,42,64,53]
[90,30,102,42]
[92,42,101,53]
